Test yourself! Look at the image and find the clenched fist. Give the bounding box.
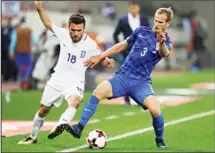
[156,28,166,44]
[102,58,115,68]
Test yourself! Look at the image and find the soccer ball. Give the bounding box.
[86,129,108,149]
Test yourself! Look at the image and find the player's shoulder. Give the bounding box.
[52,24,69,34]
[133,26,153,36]
[84,34,97,46]
[138,26,153,33]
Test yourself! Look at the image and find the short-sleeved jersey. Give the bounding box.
[116,26,172,82]
[50,24,101,84]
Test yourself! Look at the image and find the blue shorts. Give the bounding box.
[107,74,155,106]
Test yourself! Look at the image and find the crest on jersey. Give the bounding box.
[80,50,86,58]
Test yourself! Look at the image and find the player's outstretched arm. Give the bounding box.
[100,40,128,60]
[34,1,53,32]
[84,40,127,68]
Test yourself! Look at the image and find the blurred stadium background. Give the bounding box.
[1,1,215,152]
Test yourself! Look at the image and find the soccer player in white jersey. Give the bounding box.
[18,1,115,145]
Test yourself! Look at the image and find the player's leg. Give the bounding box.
[17,85,62,144]
[65,75,128,138]
[130,82,166,148]
[144,95,166,148]
[48,94,82,139]
[59,94,82,125]
[17,104,52,144]
[63,80,113,138]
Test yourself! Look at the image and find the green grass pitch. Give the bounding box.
[2,70,214,152]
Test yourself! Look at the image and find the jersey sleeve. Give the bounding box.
[126,27,140,47]
[51,24,68,40]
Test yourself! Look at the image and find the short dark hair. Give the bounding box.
[68,13,86,27]
[128,0,138,5]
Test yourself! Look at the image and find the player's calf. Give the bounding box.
[144,96,166,148]
[48,95,82,140]
[18,105,51,145]
[38,105,52,117]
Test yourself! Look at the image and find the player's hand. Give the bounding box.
[34,1,43,9]
[84,54,101,68]
[102,58,115,68]
[156,28,166,44]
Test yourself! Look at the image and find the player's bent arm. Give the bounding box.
[158,42,171,58]
[35,2,53,32]
[99,40,128,60]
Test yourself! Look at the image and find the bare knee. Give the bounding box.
[92,88,105,100]
[92,81,112,100]
[38,105,51,117]
[143,95,161,117]
[149,107,161,117]
[67,95,82,109]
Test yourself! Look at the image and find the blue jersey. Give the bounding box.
[115,26,172,82]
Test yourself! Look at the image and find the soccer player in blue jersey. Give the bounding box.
[63,7,173,148]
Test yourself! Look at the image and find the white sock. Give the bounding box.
[58,107,77,125]
[30,112,45,140]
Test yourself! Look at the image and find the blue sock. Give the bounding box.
[153,113,164,141]
[78,95,99,130]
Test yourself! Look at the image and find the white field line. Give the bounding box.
[105,115,119,120]
[122,112,136,116]
[58,110,215,152]
[88,119,100,124]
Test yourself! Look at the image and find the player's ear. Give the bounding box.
[166,21,170,27]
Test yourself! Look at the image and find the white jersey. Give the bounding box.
[47,24,101,90]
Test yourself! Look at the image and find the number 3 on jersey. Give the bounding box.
[67,53,76,63]
[140,47,148,57]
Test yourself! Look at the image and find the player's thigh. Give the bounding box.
[130,82,155,106]
[40,84,64,108]
[93,80,113,99]
[105,75,128,99]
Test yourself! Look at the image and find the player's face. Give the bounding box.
[129,4,140,16]
[68,23,84,43]
[153,13,170,34]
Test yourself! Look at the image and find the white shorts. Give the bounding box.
[40,80,84,107]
